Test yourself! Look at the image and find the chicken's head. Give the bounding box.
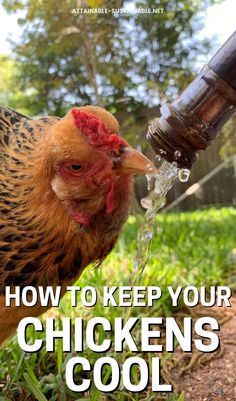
[47,106,156,227]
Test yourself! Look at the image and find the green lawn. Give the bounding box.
[0,208,235,401]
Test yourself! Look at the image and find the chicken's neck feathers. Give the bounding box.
[0,110,130,293]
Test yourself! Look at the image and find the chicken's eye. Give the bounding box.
[59,161,84,177]
[64,162,82,174]
[70,164,82,171]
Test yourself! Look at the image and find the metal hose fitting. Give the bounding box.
[147,31,236,168]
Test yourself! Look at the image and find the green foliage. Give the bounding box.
[220,114,236,159]
[1,0,223,154]
[0,207,235,400]
[125,0,219,99]
[0,55,15,105]
[0,55,33,115]
[2,0,221,117]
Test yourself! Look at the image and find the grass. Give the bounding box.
[0,207,235,401]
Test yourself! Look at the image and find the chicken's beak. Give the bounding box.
[117,147,158,175]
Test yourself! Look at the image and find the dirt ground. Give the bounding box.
[171,298,236,401]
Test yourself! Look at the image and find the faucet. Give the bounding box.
[147,31,236,169]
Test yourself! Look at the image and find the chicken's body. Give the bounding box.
[0,105,155,344]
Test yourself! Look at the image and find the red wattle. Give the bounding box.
[106,183,116,214]
[70,209,90,226]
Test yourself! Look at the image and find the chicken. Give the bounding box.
[0,105,156,344]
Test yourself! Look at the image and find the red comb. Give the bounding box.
[71,109,127,152]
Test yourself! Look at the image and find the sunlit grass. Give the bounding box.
[0,207,235,400]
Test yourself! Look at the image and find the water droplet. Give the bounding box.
[141,231,153,241]
[155,154,162,161]
[160,149,167,155]
[174,150,182,158]
[146,173,157,191]
[146,163,156,173]
[178,168,190,182]
[141,197,153,209]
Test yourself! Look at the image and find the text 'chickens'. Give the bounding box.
[17,315,220,392]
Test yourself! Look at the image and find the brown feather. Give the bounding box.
[0,106,132,344]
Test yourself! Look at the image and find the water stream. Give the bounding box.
[123,157,190,331]
[132,160,190,286]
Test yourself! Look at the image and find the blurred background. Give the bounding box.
[0,0,235,211]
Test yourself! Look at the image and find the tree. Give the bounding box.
[2,0,221,118]
[0,54,32,114]
[2,0,130,115]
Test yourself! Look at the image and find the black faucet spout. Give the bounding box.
[147,31,236,168]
